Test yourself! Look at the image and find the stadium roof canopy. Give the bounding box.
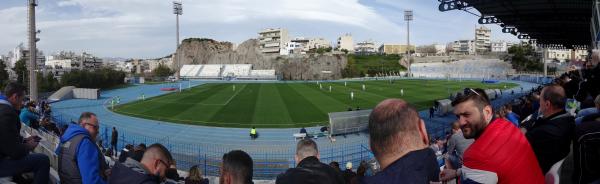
[439,0,594,49]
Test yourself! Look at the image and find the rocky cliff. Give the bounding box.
[172,38,347,80]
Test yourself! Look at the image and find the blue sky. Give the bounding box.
[0,0,519,58]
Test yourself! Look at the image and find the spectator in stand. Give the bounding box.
[440,88,544,183]
[504,104,520,127]
[109,143,174,184]
[329,161,341,173]
[111,127,118,157]
[360,99,440,183]
[57,112,109,184]
[575,95,600,125]
[525,85,575,174]
[343,162,356,184]
[20,101,39,129]
[0,82,50,184]
[277,139,344,184]
[574,105,600,183]
[350,161,368,184]
[131,143,147,162]
[220,150,253,184]
[185,165,209,184]
[118,144,134,163]
[430,139,445,166]
[445,121,474,168]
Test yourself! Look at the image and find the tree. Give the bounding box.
[152,64,174,78]
[13,58,27,85]
[507,45,543,72]
[416,45,437,54]
[341,49,349,54]
[0,59,9,89]
[38,72,60,92]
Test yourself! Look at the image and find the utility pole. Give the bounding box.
[404,10,413,77]
[173,1,182,80]
[28,0,38,100]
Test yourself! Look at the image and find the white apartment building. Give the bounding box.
[355,40,377,54]
[475,26,491,53]
[337,33,354,52]
[258,28,289,55]
[308,38,331,49]
[452,40,475,55]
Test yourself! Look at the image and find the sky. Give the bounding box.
[0,0,520,58]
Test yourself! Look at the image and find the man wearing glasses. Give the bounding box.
[57,112,109,184]
[109,143,173,184]
[440,88,544,183]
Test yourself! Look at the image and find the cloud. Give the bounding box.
[0,0,517,58]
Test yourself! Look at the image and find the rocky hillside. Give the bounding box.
[172,38,347,80]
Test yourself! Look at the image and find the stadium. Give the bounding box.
[38,60,544,180]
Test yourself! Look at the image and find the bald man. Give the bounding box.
[526,85,575,174]
[360,99,440,183]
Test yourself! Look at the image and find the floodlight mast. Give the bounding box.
[174,1,182,80]
[404,10,413,77]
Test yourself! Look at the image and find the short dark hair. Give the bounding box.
[368,99,421,158]
[296,138,318,159]
[78,112,97,124]
[146,143,173,164]
[222,150,253,184]
[451,88,490,110]
[541,85,566,109]
[3,82,26,98]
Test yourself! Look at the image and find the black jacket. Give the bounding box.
[0,102,29,160]
[360,148,440,184]
[525,110,575,174]
[111,130,118,145]
[574,113,600,184]
[108,158,160,184]
[276,156,345,184]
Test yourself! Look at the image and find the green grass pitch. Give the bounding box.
[112,80,517,128]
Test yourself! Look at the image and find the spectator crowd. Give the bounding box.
[0,50,599,184]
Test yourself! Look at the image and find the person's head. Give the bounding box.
[113,127,116,131]
[220,150,253,184]
[140,143,173,181]
[187,165,204,181]
[368,99,429,169]
[137,143,147,151]
[78,112,99,141]
[451,121,461,133]
[329,161,340,171]
[295,138,319,164]
[345,162,352,170]
[451,88,493,139]
[539,85,566,117]
[356,161,368,176]
[125,144,134,151]
[594,95,600,110]
[505,104,512,112]
[27,101,35,110]
[3,82,26,109]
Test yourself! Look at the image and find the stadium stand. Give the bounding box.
[197,64,223,79]
[47,86,76,102]
[222,64,252,77]
[411,59,514,79]
[180,64,277,80]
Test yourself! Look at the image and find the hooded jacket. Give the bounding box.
[108,158,161,184]
[56,124,107,184]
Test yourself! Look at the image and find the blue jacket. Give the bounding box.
[56,124,106,184]
[19,107,38,126]
[506,112,520,127]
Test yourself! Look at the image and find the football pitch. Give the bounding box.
[112,80,517,128]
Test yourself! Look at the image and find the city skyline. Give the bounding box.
[0,0,520,58]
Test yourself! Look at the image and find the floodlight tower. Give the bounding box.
[404,10,413,77]
[28,0,38,100]
[173,1,182,80]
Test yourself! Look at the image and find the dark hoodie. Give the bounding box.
[108,158,161,184]
[56,124,107,184]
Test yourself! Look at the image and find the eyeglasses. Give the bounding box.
[466,88,481,97]
[157,159,170,168]
[82,123,99,130]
